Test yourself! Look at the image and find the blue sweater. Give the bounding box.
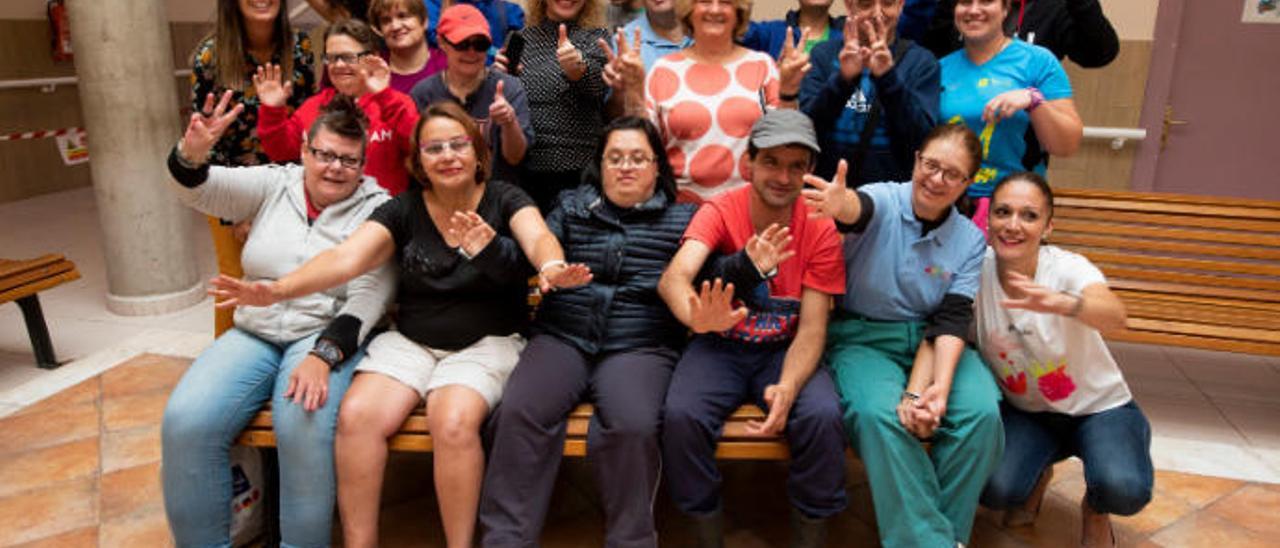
[536,184,697,356]
[799,38,939,185]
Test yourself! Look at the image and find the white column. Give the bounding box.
[67,0,204,315]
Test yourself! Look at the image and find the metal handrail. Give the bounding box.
[0,69,194,92]
[1083,126,1147,150]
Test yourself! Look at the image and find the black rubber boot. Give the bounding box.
[691,508,724,548]
[790,506,828,548]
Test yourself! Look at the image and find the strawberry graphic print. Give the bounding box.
[1032,360,1077,402]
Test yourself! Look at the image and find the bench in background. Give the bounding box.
[0,254,80,369]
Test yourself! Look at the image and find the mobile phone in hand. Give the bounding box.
[503,29,525,75]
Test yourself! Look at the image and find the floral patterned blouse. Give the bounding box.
[190,30,316,167]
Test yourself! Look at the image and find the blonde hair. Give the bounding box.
[677,0,753,40]
[526,0,605,28]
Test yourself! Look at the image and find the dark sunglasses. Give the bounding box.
[446,36,491,53]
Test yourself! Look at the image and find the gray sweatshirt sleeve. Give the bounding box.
[338,259,397,343]
[172,164,284,223]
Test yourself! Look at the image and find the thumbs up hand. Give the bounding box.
[556,23,587,81]
[489,79,517,127]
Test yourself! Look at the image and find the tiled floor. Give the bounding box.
[1,353,1279,547]
[3,187,1280,546]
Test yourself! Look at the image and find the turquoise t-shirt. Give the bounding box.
[939,40,1072,198]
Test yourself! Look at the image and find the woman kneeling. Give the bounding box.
[976,172,1152,548]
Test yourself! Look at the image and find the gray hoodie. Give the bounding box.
[175,163,394,345]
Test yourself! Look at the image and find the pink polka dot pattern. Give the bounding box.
[689,145,735,188]
[645,50,781,202]
[717,97,762,139]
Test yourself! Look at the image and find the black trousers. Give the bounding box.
[480,334,678,548]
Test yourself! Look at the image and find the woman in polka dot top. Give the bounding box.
[645,0,809,203]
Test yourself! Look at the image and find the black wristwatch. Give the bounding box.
[309,338,345,369]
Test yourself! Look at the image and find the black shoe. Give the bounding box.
[691,508,724,548]
[790,507,828,548]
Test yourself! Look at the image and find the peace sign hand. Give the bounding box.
[252,63,292,108]
[838,16,865,83]
[181,90,245,165]
[802,160,860,224]
[778,26,812,99]
[861,15,894,77]
[687,279,749,334]
[599,27,645,91]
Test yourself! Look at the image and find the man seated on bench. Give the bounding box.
[657,109,848,548]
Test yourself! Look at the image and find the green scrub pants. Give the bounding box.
[827,316,1004,547]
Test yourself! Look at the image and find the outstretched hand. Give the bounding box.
[252,63,293,108]
[181,90,244,165]
[539,262,593,293]
[802,160,858,223]
[1001,270,1080,316]
[744,223,795,277]
[448,211,497,258]
[207,274,282,309]
[687,279,748,334]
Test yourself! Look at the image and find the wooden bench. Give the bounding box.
[0,254,80,369]
[239,402,792,460]
[1053,188,1280,356]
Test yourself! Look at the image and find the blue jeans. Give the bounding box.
[981,400,1153,516]
[161,328,360,548]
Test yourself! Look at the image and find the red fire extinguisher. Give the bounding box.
[48,0,73,62]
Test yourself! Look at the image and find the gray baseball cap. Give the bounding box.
[749,109,821,154]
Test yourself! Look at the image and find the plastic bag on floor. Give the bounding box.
[230,445,265,546]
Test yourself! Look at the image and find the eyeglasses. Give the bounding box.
[308,146,362,169]
[420,136,474,156]
[916,153,968,185]
[445,37,492,53]
[604,154,654,169]
[323,51,371,65]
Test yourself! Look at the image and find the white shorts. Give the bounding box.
[355,330,526,409]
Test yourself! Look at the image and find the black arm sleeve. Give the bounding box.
[1062,0,1120,68]
[924,293,974,342]
[698,250,768,304]
[835,191,876,234]
[317,314,363,361]
[167,146,209,188]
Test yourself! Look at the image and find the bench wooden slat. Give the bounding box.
[0,261,79,301]
[1053,218,1280,248]
[1108,329,1280,357]
[1123,299,1280,332]
[1075,249,1280,278]
[0,254,66,278]
[1051,233,1280,262]
[1055,206,1280,234]
[1096,265,1280,293]
[1113,290,1280,313]
[1110,279,1280,304]
[1056,188,1280,210]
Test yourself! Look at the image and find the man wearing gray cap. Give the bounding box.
[656,109,848,548]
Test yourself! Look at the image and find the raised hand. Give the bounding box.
[744,223,796,277]
[747,381,796,436]
[802,159,859,223]
[556,24,586,81]
[600,28,644,91]
[207,274,282,309]
[778,26,812,98]
[687,279,749,334]
[181,90,244,165]
[838,16,865,83]
[539,262,593,292]
[982,88,1035,124]
[862,15,894,77]
[357,54,392,96]
[1001,270,1081,316]
[252,63,293,108]
[447,210,497,258]
[489,80,517,127]
[284,355,331,412]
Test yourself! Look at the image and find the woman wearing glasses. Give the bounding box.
[479,117,697,547]
[209,102,590,548]
[162,95,392,547]
[802,123,1004,548]
[411,4,532,185]
[257,18,420,195]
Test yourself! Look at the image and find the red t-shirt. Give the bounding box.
[683,185,846,344]
[259,87,419,196]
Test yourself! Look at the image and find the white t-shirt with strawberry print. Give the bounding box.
[976,245,1132,416]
